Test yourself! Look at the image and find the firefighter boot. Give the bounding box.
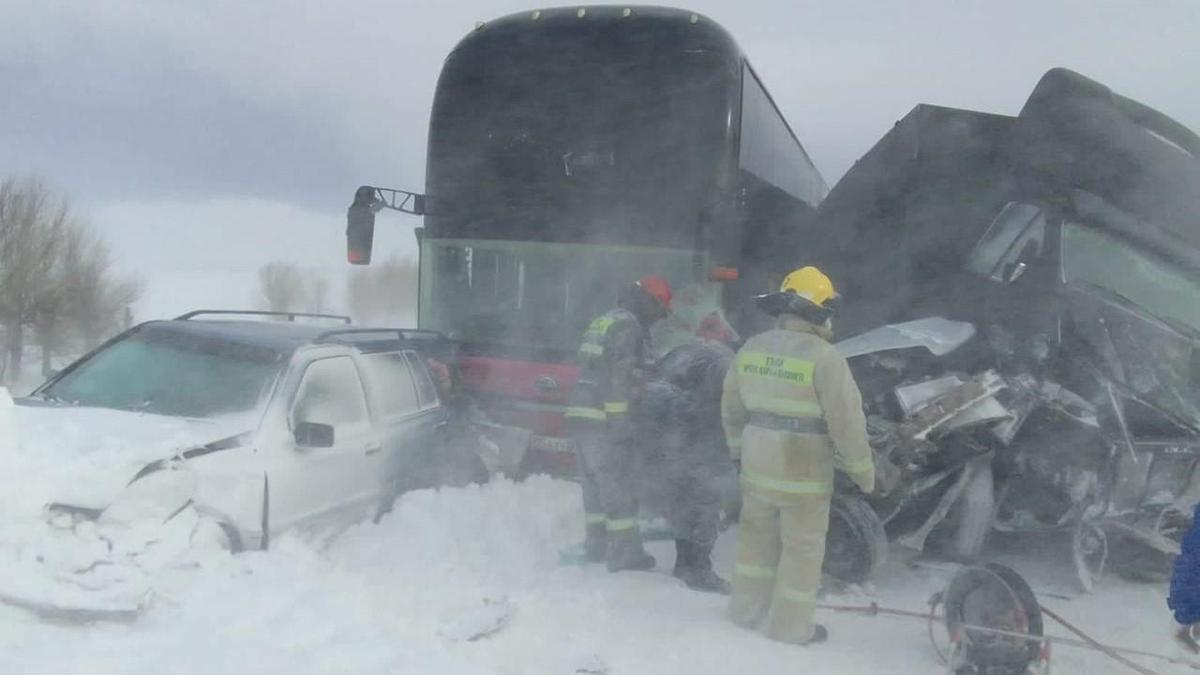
[672,540,694,579]
[680,541,730,595]
[584,523,608,563]
[806,624,828,645]
[607,528,656,572]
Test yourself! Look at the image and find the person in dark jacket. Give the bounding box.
[636,313,739,593]
[1169,504,1200,651]
[566,276,673,572]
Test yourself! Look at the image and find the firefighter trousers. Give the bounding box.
[571,422,641,539]
[729,489,831,644]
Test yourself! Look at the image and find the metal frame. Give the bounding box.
[315,328,445,344]
[174,310,352,324]
[360,186,427,216]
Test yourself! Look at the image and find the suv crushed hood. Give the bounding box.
[5,403,254,514]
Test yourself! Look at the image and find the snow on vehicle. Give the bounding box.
[0,311,475,618]
[811,69,1200,589]
[344,6,826,477]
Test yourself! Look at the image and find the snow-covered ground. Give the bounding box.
[0,471,1192,675]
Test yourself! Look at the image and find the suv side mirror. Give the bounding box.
[294,421,335,448]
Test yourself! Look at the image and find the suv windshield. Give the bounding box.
[41,328,286,418]
[420,238,700,353]
[1062,223,1200,334]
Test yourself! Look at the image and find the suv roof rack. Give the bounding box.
[315,328,446,344]
[175,310,353,324]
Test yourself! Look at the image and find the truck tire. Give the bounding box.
[823,493,888,583]
[943,562,1043,675]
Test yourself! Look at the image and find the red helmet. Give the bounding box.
[637,275,673,311]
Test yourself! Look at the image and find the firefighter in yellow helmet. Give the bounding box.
[721,266,875,645]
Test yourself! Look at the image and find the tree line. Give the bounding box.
[257,255,416,325]
[0,177,140,385]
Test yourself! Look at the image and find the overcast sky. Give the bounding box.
[2,0,1199,317]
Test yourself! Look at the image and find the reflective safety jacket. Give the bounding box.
[721,316,875,498]
[566,308,645,424]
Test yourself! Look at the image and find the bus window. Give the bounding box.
[420,238,700,352]
[739,64,827,208]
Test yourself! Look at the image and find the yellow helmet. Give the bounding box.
[780,266,837,307]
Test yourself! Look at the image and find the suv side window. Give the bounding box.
[361,352,420,418]
[404,351,440,409]
[291,356,370,432]
[966,202,1048,282]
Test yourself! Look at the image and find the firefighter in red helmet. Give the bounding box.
[567,276,673,571]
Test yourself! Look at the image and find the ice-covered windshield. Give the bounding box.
[1062,223,1200,334]
[40,330,285,418]
[419,238,700,352]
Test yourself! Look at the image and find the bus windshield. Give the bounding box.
[419,238,702,353]
[427,29,738,246]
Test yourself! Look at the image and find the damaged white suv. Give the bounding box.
[0,311,473,619]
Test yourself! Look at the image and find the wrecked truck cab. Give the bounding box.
[963,195,1200,586]
[807,67,1200,590]
[831,312,1200,591]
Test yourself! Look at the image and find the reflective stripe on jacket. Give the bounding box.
[721,316,875,496]
[566,308,644,423]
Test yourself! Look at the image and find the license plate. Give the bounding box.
[529,434,575,454]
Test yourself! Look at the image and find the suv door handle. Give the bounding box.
[364,442,383,455]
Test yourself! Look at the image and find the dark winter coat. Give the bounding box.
[635,341,734,465]
[1169,504,1200,625]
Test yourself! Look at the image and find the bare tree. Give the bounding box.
[257,262,337,315]
[0,178,67,381]
[0,177,140,383]
[60,226,142,350]
[346,254,417,324]
[257,262,306,312]
[306,276,330,314]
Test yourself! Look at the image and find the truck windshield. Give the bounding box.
[419,238,700,354]
[1062,223,1200,334]
[41,331,285,418]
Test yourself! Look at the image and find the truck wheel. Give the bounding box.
[823,493,888,583]
[943,563,1043,675]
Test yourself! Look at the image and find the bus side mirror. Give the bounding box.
[347,187,377,265]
